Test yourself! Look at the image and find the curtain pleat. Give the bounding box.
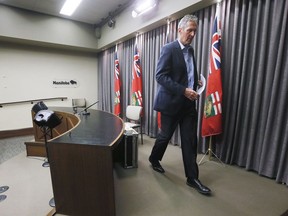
[97,0,288,185]
[140,27,167,137]
[217,0,288,184]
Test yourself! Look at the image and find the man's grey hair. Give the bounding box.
[178,14,198,29]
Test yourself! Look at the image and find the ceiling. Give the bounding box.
[0,0,134,26]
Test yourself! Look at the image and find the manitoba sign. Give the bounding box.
[52,79,79,88]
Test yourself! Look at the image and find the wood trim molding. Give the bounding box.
[0,128,34,139]
[0,97,67,108]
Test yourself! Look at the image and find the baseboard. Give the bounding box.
[0,127,33,139]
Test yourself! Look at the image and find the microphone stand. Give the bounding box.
[41,126,51,167]
[78,101,99,115]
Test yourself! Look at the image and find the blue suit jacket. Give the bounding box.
[154,40,198,115]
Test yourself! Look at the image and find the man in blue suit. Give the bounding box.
[149,15,211,195]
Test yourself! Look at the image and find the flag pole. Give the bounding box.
[208,136,212,160]
[198,136,225,166]
[199,2,224,166]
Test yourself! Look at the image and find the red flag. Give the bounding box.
[131,45,143,106]
[201,6,223,137]
[114,52,121,116]
[157,112,161,129]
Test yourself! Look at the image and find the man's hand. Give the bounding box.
[184,88,199,101]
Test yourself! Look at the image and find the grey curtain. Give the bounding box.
[98,0,288,185]
[216,0,288,184]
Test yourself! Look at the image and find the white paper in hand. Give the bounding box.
[197,74,206,95]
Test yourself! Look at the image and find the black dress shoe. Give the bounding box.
[149,157,165,173]
[186,178,211,195]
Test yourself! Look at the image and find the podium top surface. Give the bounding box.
[49,107,124,147]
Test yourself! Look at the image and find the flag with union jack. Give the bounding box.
[201,5,223,137]
[114,51,121,116]
[131,44,143,106]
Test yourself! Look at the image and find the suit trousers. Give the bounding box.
[150,100,199,179]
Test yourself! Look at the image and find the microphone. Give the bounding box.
[78,101,99,115]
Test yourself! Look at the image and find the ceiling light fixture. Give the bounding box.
[60,0,82,16]
[132,0,158,18]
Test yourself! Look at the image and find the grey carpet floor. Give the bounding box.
[0,135,33,164]
[0,135,288,216]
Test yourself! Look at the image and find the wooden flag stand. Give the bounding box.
[198,136,225,166]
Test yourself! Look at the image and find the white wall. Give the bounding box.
[0,43,98,130]
[0,5,98,51]
[0,0,218,131]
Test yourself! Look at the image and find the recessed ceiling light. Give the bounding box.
[132,0,158,18]
[60,0,82,16]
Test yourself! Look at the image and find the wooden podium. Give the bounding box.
[28,107,124,216]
